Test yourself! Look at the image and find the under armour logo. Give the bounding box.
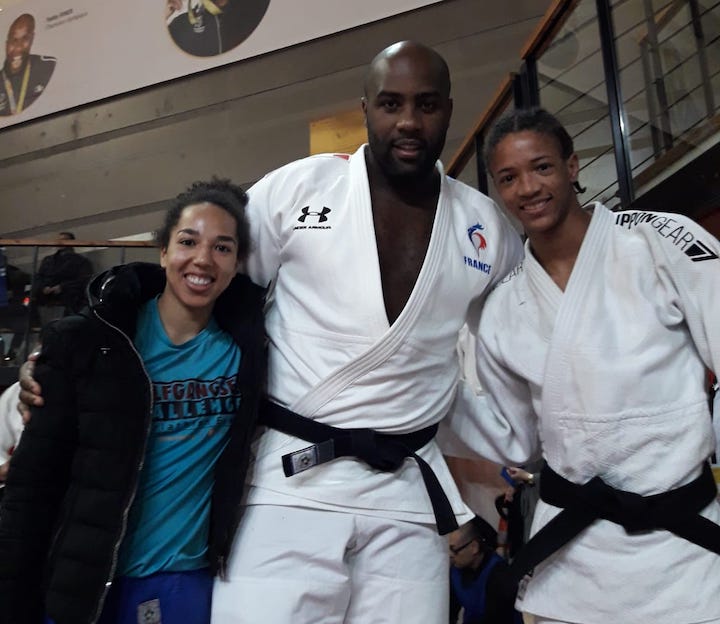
[298,206,331,223]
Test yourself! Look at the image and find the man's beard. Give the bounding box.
[369,136,442,183]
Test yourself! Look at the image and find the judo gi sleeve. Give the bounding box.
[244,170,285,289]
[645,214,720,376]
[441,300,541,466]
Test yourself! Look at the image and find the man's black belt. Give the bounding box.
[509,461,720,584]
[258,399,459,535]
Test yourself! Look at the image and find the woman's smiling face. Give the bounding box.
[160,201,239,319]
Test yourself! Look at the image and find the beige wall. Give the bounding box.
[0,1,551,248]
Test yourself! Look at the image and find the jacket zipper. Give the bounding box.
[89,309,154,624]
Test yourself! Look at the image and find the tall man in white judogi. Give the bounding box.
[209,42,523,623]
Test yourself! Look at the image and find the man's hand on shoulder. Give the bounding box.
[18,349,43,424]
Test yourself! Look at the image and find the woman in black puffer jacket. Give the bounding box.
[0,179,265,624]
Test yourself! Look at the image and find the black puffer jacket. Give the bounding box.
[0,262,266,624]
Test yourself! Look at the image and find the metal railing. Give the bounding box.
[447,0,720,219]
[0,238,156,385]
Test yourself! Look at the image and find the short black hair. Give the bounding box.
[484,107,585,193]
[463,515,498,551]
[58,231,75,240]
[156,177,250,260]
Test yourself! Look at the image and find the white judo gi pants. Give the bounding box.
[211,504,448,624]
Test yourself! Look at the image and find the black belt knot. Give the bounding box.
[258,399,458,535]
[601,486,652,533]
[543,470,661,534]
[508,462,720,585]
[350,429,403,471]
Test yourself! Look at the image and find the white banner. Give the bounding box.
[0,0,441,128]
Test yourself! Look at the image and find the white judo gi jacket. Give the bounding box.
[0,382,23,466]
[464,202,720,623]
[242,145,523,525]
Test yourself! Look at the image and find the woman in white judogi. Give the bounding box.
[463,108,720,624]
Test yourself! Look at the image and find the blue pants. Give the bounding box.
[47,568,213,624]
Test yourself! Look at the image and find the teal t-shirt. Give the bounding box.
[116,297,241,577]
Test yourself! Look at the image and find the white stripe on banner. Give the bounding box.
[0,0,442,128]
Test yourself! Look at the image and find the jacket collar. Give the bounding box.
[87,262,266,342]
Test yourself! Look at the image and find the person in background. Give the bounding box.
[449,516,521,624]
[31,232,93,324]
[0,179,266,624]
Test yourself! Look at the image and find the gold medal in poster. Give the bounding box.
[2,59,31,115]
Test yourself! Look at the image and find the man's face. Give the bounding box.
[448,529,478,570]
[5,19,34,75]
[362,52,452,182]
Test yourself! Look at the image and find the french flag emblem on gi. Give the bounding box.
[467,223,487,255]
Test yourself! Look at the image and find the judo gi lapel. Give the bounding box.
[538,203,612,430]
[291,150,453,418]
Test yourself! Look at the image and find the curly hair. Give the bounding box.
[156,177,251,260]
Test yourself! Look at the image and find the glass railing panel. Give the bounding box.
[0,242,156,368]
[0,245,37,366]
[700,0,720,43]
[611,0,720,197]
[656,9,713,138]
[572,114,623,208]
[611,0,661,178]
[650,0,676,13]
[694,0,720,135]
[537,0,620,210]
[538,0,605,113]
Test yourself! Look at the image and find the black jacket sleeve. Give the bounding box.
[483,561,520,624]
[449,576,462,623]
[0,322,79,624]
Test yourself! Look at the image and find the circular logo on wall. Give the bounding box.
[166,0,270,57]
